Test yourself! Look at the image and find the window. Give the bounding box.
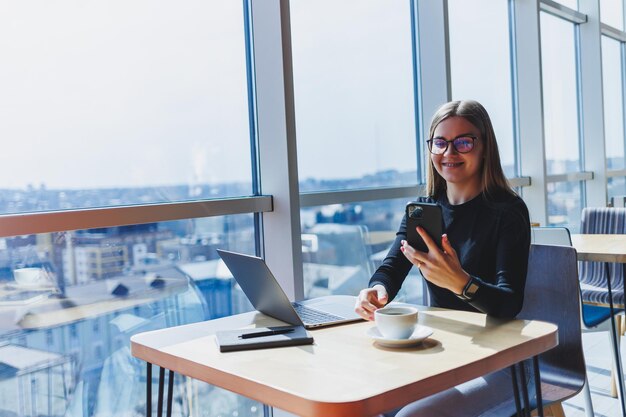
[301,198,423,304]
[0,1,252,213]
[0,215,256,416]
[0,2,264,417]
[448,0,516,177]
[602,36,625,172]
[600,0,624,30]
[291,1,418,192]
[541,13,581,176]
[540,12,584,229]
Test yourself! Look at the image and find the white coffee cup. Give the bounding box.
[374,306,419,339]
[13,267,43,287]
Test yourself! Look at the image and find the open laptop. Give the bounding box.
[216,249,362,329]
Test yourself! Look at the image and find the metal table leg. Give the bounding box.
[533,356,544,417]
[158,367,165,417]
[605,262,626,415]
[518,362,531,417]
[167,370,174,417]
[510,365,523,417]
[147,363,152,417]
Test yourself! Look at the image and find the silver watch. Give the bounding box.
[458,277,480,301]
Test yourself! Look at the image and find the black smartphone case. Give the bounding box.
[405,202,443,252]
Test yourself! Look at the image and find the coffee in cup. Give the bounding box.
[13,267,43,287]
[374,306,418,339]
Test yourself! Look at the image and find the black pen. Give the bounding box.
[239,328,295,339]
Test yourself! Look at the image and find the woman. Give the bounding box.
[355,100,531,416]
[356,99,530,320]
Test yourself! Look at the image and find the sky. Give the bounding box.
[0,1,623,190]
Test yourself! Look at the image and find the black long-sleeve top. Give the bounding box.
[370,191,531,318]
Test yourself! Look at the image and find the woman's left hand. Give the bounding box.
[401,227,470,295]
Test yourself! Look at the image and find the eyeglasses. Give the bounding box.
[427,135,477,155]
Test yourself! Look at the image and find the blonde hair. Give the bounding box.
[425,100,514,198]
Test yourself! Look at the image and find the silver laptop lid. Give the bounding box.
[216,249,304,326]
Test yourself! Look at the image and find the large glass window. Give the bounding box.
[291,1,417,192]
[602,36,625,171]
[541,13,581,175]
[448,0,516,177]
[601,0,624,30]
[0,1,252,213]
[0,215,257,416]
[301,198,423,304]
[540,12,583,229]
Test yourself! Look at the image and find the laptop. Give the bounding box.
[216,249,362,329]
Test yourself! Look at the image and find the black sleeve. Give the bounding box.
[368,214,414,301]
[465,201,531,318]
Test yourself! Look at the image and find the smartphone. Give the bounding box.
[405,202,443,252]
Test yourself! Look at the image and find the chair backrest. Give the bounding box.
[579,207,626,289]
[518,244,586,392]
[530,226,572,246]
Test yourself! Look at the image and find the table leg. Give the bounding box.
[167,370,174,417]
[532,356,544,417]
[158,367,165,417]
[604,262,626,415]
[147,363,152,417]
[518,362,531,417]
[510,365,523,417]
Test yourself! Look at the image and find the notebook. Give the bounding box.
[215,325,314,352]
[216,249,362,329]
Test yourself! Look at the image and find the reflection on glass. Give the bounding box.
[541,13,581,175]
[0,1,252,213]
[301,198,423,304]
[291,1,417,192]
[600,0,624,30]
[448,0,516,177]
[0,215,259,416]
[609,177,626,202]
[602,36,625,170]
[547,181,583,232]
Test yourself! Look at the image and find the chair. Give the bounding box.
[393,245,587,417]
[578,208,626,311]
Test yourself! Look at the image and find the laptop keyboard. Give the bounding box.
[292,302,344,324]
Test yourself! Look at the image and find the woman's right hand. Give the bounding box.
[354,284,388,321]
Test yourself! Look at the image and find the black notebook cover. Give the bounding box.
[215,325,314,352]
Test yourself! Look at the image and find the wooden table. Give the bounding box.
[571,234,626,263]
[571,234,626,414]
[131,305,557,417]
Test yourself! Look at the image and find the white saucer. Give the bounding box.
[367,325,433,348]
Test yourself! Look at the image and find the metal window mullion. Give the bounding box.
[300,186,423,208]
[546,171,594,183]
[0,197,273,239]
[578,0,608,207]
[540,0,587,24]
[512,0,548,225]
[243,0,264,257]
[607,169,626,178]
[601,23,626,42]
[415,0,449,143]
[410,0,424,183]
[250,0,303,300]
[623,40,626,172]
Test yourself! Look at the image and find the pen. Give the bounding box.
[239,328,295,339]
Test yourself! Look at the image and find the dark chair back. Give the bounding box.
[519,244,586,399]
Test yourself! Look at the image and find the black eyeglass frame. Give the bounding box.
[426,134,478,155]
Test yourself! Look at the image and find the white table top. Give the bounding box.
[571,234,626,263]
[131,304,558,417]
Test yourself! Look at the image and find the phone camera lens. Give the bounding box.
[409,206,423,219]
